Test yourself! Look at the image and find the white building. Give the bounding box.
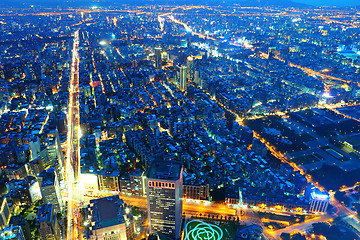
[309,192,330,213]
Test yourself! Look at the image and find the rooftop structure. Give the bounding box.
[147,161,182,181]
[0,225,26,240]
[147,161,183,239]
[86,195,134,240]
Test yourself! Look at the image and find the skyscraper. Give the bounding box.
[179,66,187,91]
[146,161,183,239]
[0,197,11,230]
[155,47,162,69]
[38,168,63,213]
[186,56,194,81]
[36,204,61,240]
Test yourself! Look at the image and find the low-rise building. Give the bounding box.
[309,191,330,213]
[86,195,134,240]
[98,169,120,192]
[183,184,209,200]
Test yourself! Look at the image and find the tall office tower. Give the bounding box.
[86,195,134,240]
[0,225,26,240]
[146,161,183,239]
[36,204,61,240]
[155,47,162,69]
[46,128,65,181]
[38,168,63,213]
[29,136,41,160]
[186,56,194,81]
[179,66,187,91]
[0,197,11,230]
[194,70,200,86]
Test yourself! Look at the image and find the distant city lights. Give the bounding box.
[323,92,333,98]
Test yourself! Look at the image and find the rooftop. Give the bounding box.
[37,204,54,223]
[147,161,182,181]
[98,169,121,177]
[89,195,128,229]
[0,225,23,240]
[38,168,56,188]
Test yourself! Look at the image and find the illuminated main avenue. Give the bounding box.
[66,29,81,240]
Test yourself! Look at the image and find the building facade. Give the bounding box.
[179,66,187,91]
[36,204,61,240]
[147,161,183,239]
[155,47,162,69]
[0,225,26,240]
[0,197,11,230]
[38,168,63,213]
[183,184,209,201]
[98,169,120,192]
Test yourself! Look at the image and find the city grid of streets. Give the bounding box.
[1,3,360,240]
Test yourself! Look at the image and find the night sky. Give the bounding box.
[293,0,359,6]
[2,0,360,7]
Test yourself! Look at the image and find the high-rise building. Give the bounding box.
[194,70,200,86]
[186,56,194,81]
[0,225,26,240]
[9,216,31,240]
[29,136,41,160]
[251,139,267,158]
[36,204,61,240]
[0,197,11,230]
[29,157,44,177]
[86,195,134,240]
[38,168,63,213]
[179,66,187,91]
[240,126,254,146]
[146,161,183,239]
[155,47,162,69]
[46,129,65,181]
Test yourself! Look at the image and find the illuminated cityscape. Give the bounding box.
[0,1,360,240]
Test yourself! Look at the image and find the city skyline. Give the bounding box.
[0,2,359,240]
[1,0,360,7]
